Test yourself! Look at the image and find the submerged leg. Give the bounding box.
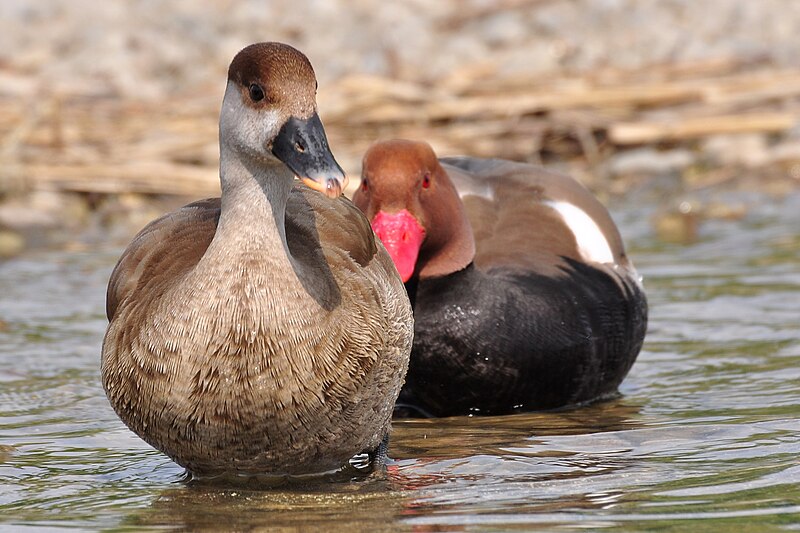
[368,432,391,469]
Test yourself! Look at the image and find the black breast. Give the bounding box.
[395,259,648,417]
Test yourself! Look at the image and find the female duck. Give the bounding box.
[353,139,647,417]
[101,44,412,478]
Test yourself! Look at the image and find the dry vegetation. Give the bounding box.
[3,56,799,198]
[0,0,798,251]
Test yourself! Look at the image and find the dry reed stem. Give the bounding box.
[0,59,798,197]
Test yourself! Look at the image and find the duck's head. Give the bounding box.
[354,139,474,282]
[221,42,346,198]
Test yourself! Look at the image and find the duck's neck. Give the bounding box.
[192,147,315,312]
[214,147,294,259]
[417,184,475,280]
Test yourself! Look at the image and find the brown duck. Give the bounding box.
[353,139,647,417]
[101,44,413,479]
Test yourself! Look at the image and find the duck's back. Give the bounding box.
[400,157,647,416]
[440,156,631,276]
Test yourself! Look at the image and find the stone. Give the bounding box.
[608,148,694,176]
[0,230,24,258]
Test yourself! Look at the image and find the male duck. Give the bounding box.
[353,139,647,417]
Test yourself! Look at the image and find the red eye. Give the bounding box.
[422,173,431,189]
[361,178,369,192]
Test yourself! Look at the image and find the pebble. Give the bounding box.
[0,230,25,258]
[0,191,91,231]
[702,134,770,168]
[608,148,694,176]
[652,205,700,244]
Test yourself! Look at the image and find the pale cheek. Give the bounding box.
[219,83,282,154]
[545,200,615,264]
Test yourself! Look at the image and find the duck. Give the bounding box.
[101,43,413,479]
[353,139,647,418]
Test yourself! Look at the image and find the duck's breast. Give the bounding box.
[285,186,413,449]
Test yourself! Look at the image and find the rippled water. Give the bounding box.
[1,191,799,531]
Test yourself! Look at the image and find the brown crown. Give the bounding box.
[227,42,317,117]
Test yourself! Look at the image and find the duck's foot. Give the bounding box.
[350,432,390,480]
[369,432,390,468]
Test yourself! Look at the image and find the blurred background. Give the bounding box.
[0,0,799,256]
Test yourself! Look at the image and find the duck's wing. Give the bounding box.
[285,185,413,310]
[286,186,378,270]
[106,198,221,320]
[283,186,385,313]
[440,157,631,274]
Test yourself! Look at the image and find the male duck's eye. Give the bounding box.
[422,173,431,189]
[249,83,265,102]
[360,178,369,192]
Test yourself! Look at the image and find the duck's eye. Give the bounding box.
[361,178,369,192]
[249,83,265,102]
[422,173,431,189]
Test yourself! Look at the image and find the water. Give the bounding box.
[1,191,799,531]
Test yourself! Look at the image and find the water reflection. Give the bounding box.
[115,401,648,530]
[134,481,411,532]
[392,399,644,458]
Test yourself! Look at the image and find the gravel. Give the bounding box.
[2,0,799,100]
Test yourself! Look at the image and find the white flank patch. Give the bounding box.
[545,200,615,264]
